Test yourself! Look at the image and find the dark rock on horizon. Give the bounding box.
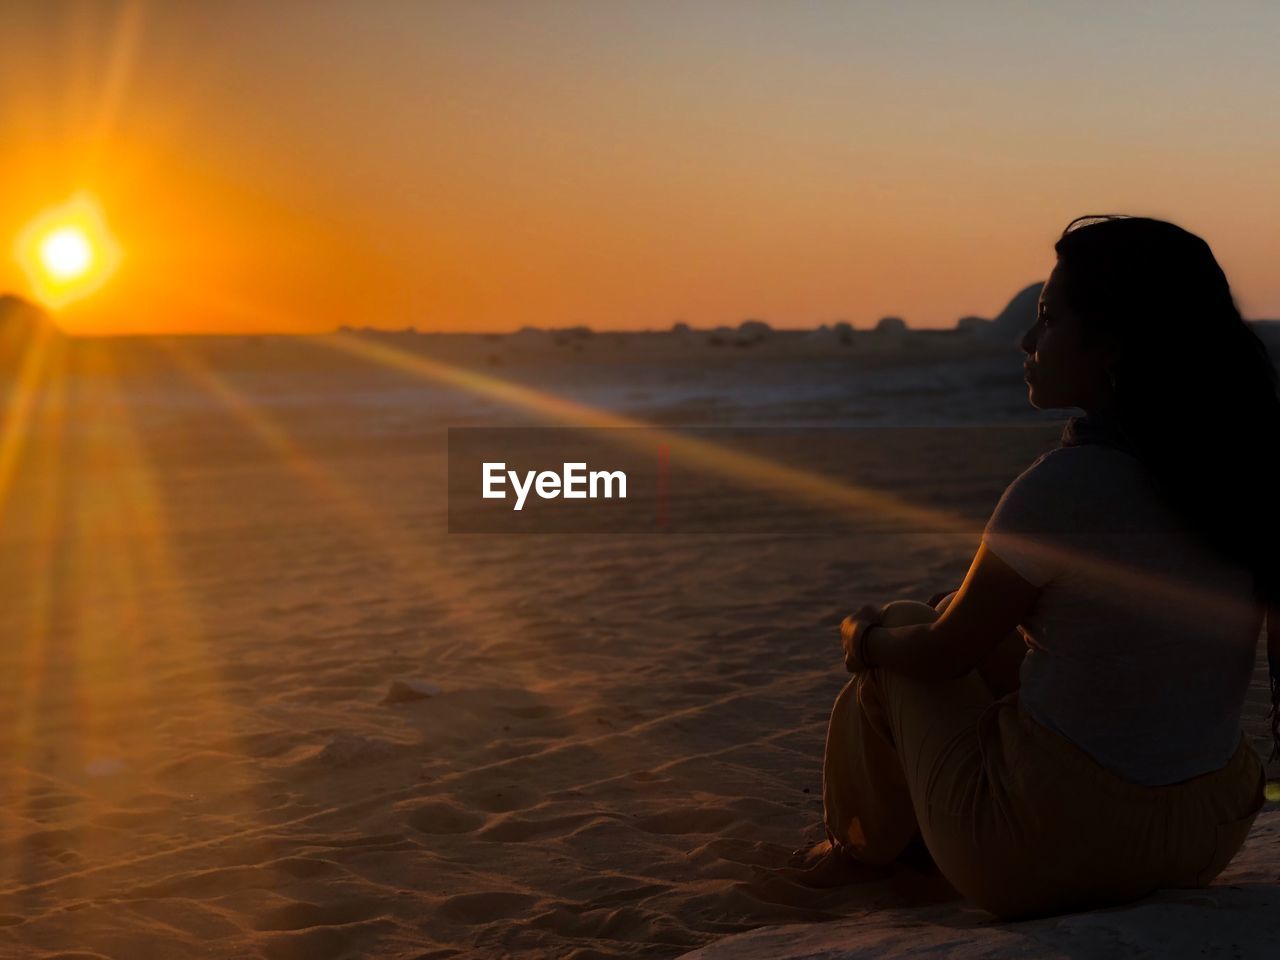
[875,316,908,335]
[955,315,991,334]
[989,281,1043,345]
[1,293,61,368]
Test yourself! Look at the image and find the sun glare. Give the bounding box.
[40,227,95,280]
[15,193,123,309]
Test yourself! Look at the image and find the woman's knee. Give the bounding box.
[878,599,941,628]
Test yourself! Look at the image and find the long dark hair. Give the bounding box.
[1054,214,1280,758]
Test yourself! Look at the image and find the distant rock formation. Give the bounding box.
[807,322,854,348]
[706,325,736,347]
[989,281,1043,344]
[955,315,992,335]
[875,316,908,336]
[510,326,546,346]
[1,294,60,368]
[1,293,49,331]
[1250,319,1280,357]
[736,319,771,345]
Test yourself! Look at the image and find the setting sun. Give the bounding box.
[15,192,122,310]
[40,226,94,280]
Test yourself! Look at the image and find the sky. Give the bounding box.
[1,0,1278,335]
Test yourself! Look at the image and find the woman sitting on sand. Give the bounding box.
[796,215,1278,919]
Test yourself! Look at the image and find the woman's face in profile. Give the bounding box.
[1020,263,1115,412]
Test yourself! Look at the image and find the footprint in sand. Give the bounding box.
[270,856,342,879]
[400,799,486,835]
[20,827,83,862]
[435,891,540,925]
[633,806,741,835]
[92,808,162,830]
[476,811,617,843]
[693,836,793,867]
[308,833,416,852]
[526,902,666,941]
[254,899,382,931]
[260,925,361,960]
[461,782,541,813]
[499,703,559,721]
[24,791,84,812]
[129,864,282,900]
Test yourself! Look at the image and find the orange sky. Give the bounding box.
[2,1,1279,335]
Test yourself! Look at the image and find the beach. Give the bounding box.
[1,329,1275,959]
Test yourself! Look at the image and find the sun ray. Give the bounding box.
[1,335,272,900]
[314,332,960,529]
[85,0,147,173]
[157,338,633,773]
[68,342,266,871]
[312,332,1263,626]
[0,323,60,518]
[157,338,530,658]
[1,337,69,892]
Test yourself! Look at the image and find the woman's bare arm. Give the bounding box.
[865,543,1040,680]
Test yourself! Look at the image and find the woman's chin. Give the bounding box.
[1026,383,1068,411]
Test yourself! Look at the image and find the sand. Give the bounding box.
[1,331,1275,959]
[683,811,1280,958]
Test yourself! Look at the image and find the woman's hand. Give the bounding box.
[840,604,882,673]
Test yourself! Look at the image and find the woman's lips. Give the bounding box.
[1023,363,1035,381]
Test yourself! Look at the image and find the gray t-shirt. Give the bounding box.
[982,444,1263,786]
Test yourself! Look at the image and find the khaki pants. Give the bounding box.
[823,599,1267,920]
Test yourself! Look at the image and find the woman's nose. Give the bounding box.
[1019,324,1038,355]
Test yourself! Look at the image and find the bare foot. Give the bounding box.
[775,839,892,888]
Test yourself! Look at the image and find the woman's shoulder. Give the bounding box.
[991,444,1148,533]
[1013,443,1146,489]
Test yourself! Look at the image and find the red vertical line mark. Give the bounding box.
[657,443,670,529]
